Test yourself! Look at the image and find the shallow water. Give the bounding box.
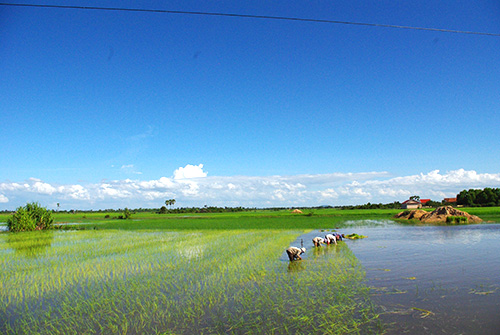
[341,222,500,334]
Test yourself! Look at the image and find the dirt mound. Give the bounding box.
[394,209,428,220]
[395,206,482,223]
[291,209,303,214]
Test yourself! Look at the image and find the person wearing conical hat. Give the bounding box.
[286,246,306,261]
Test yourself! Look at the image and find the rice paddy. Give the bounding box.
[4,207,499,334]
[0,228,381,334]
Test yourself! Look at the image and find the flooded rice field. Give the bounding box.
[1,221,499,334]
[344,221,500,334]
[0,229,379,334]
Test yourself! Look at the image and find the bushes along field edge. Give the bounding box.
[7,202,54,232]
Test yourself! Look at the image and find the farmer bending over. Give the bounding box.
[286,247,306,261]
[312,236,325,247]
[324,233,337,245]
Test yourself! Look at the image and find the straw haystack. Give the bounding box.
[394,206,482,223]
[291,209,303,214]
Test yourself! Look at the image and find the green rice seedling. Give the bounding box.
[344,233,368,239]
[1,229,381,335]
[411,307,434,318]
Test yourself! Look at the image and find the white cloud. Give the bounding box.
[58,184,90,200]
[30,181,57,195]
[139,177,175,189]
[121,164,143,175]
[139,190,173,201]
[173,164,207,179]
[0,182,24,192]
[98,183,132,199]
[1,168,500,210]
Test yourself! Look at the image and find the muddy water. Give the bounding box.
[342,221,500,334]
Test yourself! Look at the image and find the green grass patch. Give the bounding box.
[446,216,468,224]
[2,207,499,228]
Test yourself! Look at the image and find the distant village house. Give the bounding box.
[401,199,422,209]
[401,197,457,209]
[420,199,431,205]
[401,198,431,209]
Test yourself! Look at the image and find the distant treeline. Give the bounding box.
[158,206,251,214]
[0,207,254,214]
[2,190,499,215]
[457,188,500,207]
[336,202,402,210]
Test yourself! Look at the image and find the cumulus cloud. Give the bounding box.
[57,184,90,200]
[1,167,500,210]
[173,164,207,179]
[30,180,57,195]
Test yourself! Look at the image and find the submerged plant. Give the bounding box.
[344,233,368,239]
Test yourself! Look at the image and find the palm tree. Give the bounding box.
[165,199,176,209]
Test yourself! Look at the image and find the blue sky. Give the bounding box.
[1,1,500,210]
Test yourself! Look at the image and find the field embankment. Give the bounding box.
[3,207,500,230]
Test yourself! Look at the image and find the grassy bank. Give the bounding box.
[2,207,500,231]
[0,207,402,230]
[53,207,500,229]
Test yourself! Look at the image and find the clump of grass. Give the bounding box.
[446,216,468,224]
[344,233,368,239]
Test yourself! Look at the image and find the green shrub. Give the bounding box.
[158,206,168,214]
[446,216,468,224]
[120,208,132,220]
[7,202,54,232]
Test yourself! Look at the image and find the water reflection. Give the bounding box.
[177,245,204,260]
[345,222,500,335]
[6,231,54,257]
[429,226,485,245]
[287,260,306,273]
[311,243,339,258]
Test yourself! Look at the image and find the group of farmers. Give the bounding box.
[286,232,343,261]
